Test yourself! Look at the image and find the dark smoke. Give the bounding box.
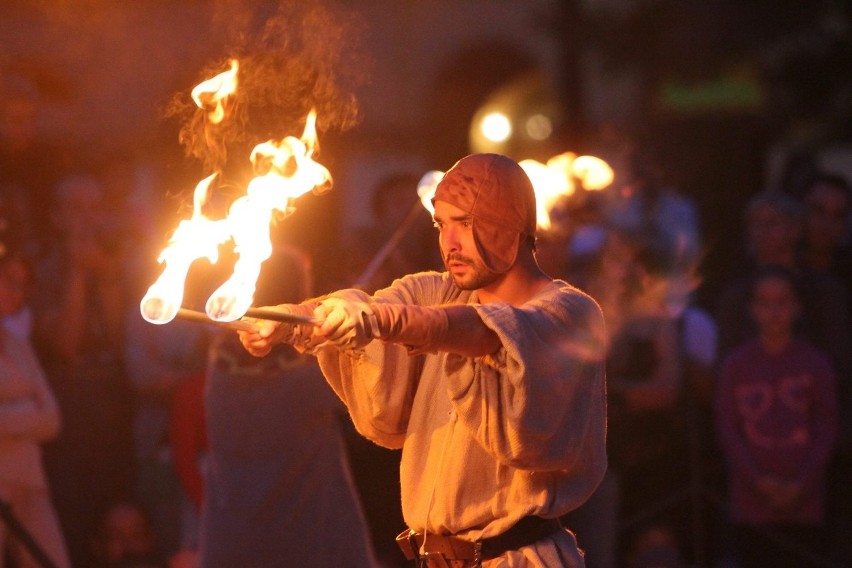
[166,0,367,178]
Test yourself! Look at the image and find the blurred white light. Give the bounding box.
[416,170,443,215]
[525,113,552,141]
[480,112,512,142]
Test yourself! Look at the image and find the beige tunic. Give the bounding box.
[317,271,607,567]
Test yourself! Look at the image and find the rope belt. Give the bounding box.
[396,516,564,566]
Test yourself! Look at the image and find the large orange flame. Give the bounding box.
[141,59,331,325]
[205,110,331,322]
[140,174,230,324]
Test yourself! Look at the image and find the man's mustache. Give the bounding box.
[445,253,473,265]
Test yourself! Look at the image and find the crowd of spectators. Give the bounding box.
[0,69,850,568]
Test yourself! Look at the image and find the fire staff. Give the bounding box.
[239,153,607,567]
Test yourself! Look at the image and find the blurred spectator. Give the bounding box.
[0,251,70,568]
[90,501,168,568]
[32,173,136,567]
[197,245,378,567]
[798,172,852,565]
[168,369,207,549]
[0,73,73,256]
[124,311,209,559]
[714,191,851,382]
[561,226,639,568]
[799,173,852,282]
[714,265,838,568]
[605,233,691,568]
[565,215,720,567]
[603,149,702,273]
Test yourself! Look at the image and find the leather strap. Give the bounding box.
[396,516,564,563]
[480,516,563,559]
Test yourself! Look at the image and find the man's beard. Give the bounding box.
[444,252,499,290]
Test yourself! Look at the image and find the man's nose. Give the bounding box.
[441,226,461,252]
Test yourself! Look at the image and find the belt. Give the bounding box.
[396,516,564,565]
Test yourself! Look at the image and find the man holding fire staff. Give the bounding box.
[239,153,607,567]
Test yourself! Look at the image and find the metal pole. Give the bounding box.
[352,200,426,290]
[0,497,58,568]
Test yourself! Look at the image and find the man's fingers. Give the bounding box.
[320,306,349,340]
[313,297,374,349]
[238,330,272,357]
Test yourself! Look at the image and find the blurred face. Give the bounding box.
[747,204,798,264]
[805,183,850,251]
[0,258,29,317]
[750,276,799,340]
[53,177,106,235]
[98,505,154,563]
[599,233,637,300]
[433,200,498,290]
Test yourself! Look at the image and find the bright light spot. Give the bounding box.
[417,170,443,215]
[525,113,552,140]
[480,112,512,142]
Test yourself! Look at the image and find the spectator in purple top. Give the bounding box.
[714,265,838,568]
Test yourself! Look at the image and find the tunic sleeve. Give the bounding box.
[446,285,608,472]
[316,272,453,449]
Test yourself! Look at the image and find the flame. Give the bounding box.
[520,153,575,231]
[416,170,443,215]
[205,110,331,321]
[571,155,614,190]
[140,174,231,324]
[191,59,239,124]
[141,102,331,324]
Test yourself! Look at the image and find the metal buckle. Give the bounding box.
[418,551,451,568]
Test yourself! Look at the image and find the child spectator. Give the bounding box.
[715,265,838,568]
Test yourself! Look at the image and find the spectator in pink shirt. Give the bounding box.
[715,265,838,568]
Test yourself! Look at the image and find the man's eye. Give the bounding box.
[462,220,472,228]
[432,221,443,230]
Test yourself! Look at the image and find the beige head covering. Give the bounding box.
[433,153,537,273]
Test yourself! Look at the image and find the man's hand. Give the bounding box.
[313,297,378,350]
[238,303,317,357]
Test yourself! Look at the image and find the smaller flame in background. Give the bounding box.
[140,59,331,325]
[416,153,614,230]
[416,170,444,215]
[520,152,614,231]
[191,59,239,124]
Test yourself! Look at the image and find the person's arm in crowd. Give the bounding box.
[51,218,125,363]
[0,337,61,441]
[608,316,682,413]
[789,354,839,503]
[170,371,207,510]
[714,353,763,490]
